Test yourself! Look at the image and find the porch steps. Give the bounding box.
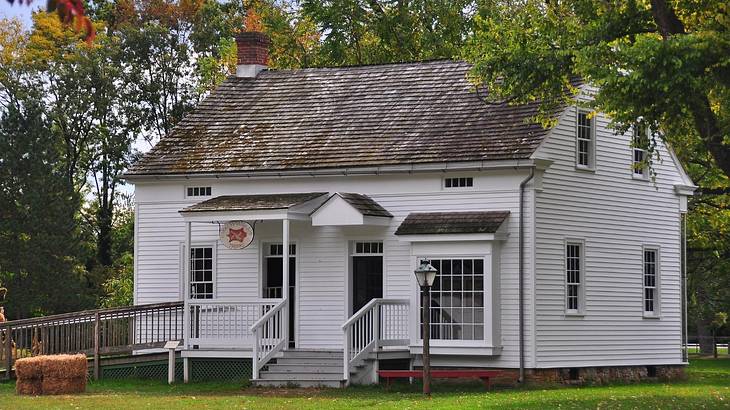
[252,349,346,388]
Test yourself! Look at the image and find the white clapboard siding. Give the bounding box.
[532,105,686,368]
[134,172,533,366]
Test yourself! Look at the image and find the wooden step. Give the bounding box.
[252,378,344,388]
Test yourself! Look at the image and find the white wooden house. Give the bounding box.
[124,32,695,387]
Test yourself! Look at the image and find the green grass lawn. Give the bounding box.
[1,358,728,409]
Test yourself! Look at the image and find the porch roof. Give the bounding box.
[329,193,392,217]
[179,192,328,222]
[394,211,510,236]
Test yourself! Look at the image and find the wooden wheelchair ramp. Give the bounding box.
[0,301,184,380]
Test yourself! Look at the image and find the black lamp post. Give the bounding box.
[414,259,437,396]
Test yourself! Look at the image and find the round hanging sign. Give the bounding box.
[220,221,254,250]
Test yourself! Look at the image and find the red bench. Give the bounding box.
[377,369,504,390]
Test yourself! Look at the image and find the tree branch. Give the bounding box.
[650,0,685,38]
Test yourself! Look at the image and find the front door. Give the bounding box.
[263,243,296,347]
[351,241,384,313]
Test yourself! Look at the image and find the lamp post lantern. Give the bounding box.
[414,259,437,396]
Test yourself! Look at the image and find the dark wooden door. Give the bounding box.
[265,255,296,347]
[352,256,383,313]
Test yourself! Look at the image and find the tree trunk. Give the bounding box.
[689,96,730,179]
[696,319,715,355]
[97,202,113,267]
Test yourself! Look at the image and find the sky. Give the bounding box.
[0,1,39,27]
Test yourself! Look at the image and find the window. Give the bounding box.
[576,110,595,169]
[423,258,485,340]
[354,241,383,255]
[444,177,474,188]
[186,186,212,197]
[565,242,583,314]
[632,127,648,178]
[643,248,659,316]
[190,246,214,299]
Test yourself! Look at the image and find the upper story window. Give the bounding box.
[643,247,659,317]
[444,177,474,189]
[187,186,212,198]
[565,241,584,314]
[632,127,649,179]
[576,110,595,170]
[190,246,214,299]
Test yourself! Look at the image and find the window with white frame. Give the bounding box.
[576,110,595,169]
[423,258,485,340]
[354,241,383,254]
[444,177,474,189]
[643,248,659,316]
[565,242,583,313]
[190,246,214,299]
[186,186,212,197]
[632,127,648,178]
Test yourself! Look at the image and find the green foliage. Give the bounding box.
[0,22,92,317]
[301,0,475,66]
[464,0,730,176]
[100,204,135,307]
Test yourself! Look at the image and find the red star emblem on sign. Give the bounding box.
[227,227,248,243]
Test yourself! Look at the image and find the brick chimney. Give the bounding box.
[235,32,270,78]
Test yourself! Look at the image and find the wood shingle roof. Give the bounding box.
[394,211,510,235]
[127,60,556,177]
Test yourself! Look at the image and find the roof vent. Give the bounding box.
[235,32,270,78]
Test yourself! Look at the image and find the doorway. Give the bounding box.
[263,243,296,347]
[351,241,384,313]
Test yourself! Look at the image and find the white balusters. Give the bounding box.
[341,299,409,383]
[251,298,287,380]
[187,300,281,348]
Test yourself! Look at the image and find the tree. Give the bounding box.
[463,0,730,178]
[674,127,730,354]
[99,200,135,308]
[301,0,476,66]
[0,19,91,318]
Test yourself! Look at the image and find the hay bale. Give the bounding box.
[15,378,42,396]
[15,354,88,395]
[39,354,87,379]
[40,377,86,395]
[14,356,44,379]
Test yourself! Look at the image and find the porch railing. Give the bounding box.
[187,299,281,349]
[250,298,287,379]
[341,298,409,381]
[0,301,184,379]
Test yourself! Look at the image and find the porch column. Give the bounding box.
[183,221,191,351]
[282,218,290,344]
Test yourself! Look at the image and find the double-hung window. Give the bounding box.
[190,246,214,299]
[643,247,659,317]
[565,241,584,314]
[424,258,485,340]
[576,110,595,170]
[632,127,649,178]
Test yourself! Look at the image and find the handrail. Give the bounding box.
[251,298,288,380]
[342,298,409,383]
[341,299,380,330]
[0,301,183,327]
[191,298,281,306]
[249,298,286,332]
